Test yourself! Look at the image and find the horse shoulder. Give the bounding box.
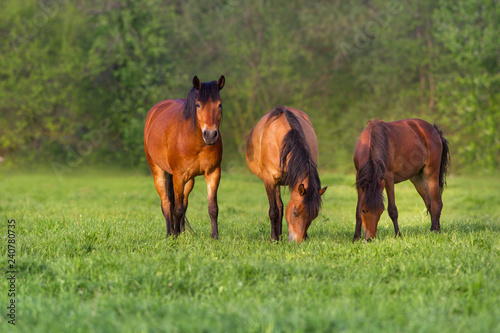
[247,115,283,182]
[145,100,186,174]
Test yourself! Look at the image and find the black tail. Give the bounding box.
[165,173,175,216]
[434,125,450,193]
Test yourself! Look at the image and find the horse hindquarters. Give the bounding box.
[424,172,443,231]
[149,163,175,236]
[384,173,400,237]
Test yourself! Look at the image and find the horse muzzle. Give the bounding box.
[202,129,219,145]
[288,231,305,243]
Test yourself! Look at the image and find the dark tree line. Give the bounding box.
[1,0,499,172]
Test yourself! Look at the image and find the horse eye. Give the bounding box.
[218,103,222,109]
[293,209,298,217]
[196,103,201,108]
[361,209,366,214]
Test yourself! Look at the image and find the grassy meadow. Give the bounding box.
[0,169,499,332]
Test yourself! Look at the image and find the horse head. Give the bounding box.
[286,180,327,242]
[191,75,225,145]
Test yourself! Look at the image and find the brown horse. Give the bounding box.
[246,106,327,242]
[353,118,450,240]
[144,75,225,239]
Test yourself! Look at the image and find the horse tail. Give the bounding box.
[165,173,175,215]
[434,124,450,193]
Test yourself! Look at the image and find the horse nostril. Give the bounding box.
[203,130,218,144]
[208,130,217,141]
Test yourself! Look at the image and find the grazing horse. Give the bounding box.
[246,106,327,242]
[144,75,225,239]
[353,118,450,240]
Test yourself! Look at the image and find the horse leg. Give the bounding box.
[353,189,363,241]
[205,168,221,239]
[265,182,280,242]
[172,174,187,237]
[151,166,174,237]
[410,173,432,214]
[275,185,284,238]
[425,172,443,232]
[385,173,400,237]
[181,178,195,232]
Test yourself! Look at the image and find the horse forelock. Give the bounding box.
[183,81,221,128]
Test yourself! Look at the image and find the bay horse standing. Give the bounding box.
[353,118,450,240]
[144,75,225,239]
[246,106,327,242]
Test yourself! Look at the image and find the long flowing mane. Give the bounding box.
[183,80,221,129]
[268,105,322,219]
[356,120,388,211]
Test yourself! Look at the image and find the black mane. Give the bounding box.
[355,120,388,211]
[268,105,322,219]
[183,80,221,128]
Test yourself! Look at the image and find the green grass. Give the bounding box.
[0,169,499,332]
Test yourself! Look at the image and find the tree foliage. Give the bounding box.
[1,0,498,171]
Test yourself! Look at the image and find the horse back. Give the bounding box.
[386,119,443,181]
[145,99,185,136]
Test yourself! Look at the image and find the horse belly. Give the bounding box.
[392,141,427,182]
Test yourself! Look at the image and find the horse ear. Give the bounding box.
[298,184,307,196]
[319,186,327,196]
[193,76,201,91]
[217,75,225,90]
